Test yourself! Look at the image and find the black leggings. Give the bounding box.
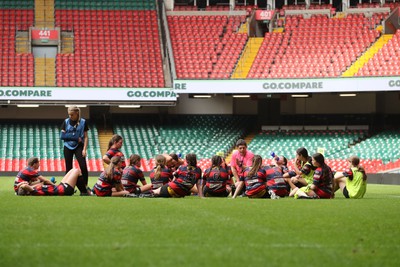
[64,144,88,194]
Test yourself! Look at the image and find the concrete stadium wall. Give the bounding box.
[368,173,400,185]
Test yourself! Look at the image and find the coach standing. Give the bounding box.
[60,105,91,195]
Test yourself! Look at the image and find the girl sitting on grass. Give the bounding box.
[122,154,147,196]
[201,155,234,197]
[153,153,202,198]
[292,153,334,199]
[93,156,130,197]
[139,154,173,195]
[334,155,367,199]
[232,155,269,199]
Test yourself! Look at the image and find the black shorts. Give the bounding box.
[343,186,350,198]
[203,187,229,197]
[247,189,270,199]
[159,184,172,198]
[62,183,75,196]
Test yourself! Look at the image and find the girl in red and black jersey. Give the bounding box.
[201,155,234,197]
[294,153,334,199]
[16,168,81,196]
[94,156,130,197]
[283,147,314,191]
[121,154,147,195]
[264,155,290,198]
[14,157,55,194]
[103,134,126,169]
[139,155,173,194]
[232,155,268,198]
[153,153,202,198]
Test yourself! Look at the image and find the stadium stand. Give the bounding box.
[0,2,35,87]
[55,0,164,87]
[1,1,400,176]
[249,13,381,79]
[356,30,400,76]
[168,14,248,79]
[248,128,369,170]
[0,121,102,172]
[112,115,253,171]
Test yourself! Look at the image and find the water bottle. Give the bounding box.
[270,151,276,158]
[50,177,56,184]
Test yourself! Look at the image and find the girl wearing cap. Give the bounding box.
[334,156,367,199]
[60,105,90,195]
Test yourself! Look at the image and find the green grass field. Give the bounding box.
[1,176,400,267]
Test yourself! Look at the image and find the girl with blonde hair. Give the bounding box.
[60,105,90,195]
[93,156,130,197]
[232,155,269,198]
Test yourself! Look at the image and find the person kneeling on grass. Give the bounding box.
[153,153,202,198]
[333,155,367,199]
[16,168,81,196]
[93,156,131,197]
[232,155,270,199]
[292,153,334,199]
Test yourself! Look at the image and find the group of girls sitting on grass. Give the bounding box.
[14,145,367,199]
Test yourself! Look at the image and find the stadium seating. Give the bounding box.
[0,6,35,87]
[55,0,164,88]
[249,14,380,79]
[0,122,102,172]
[356,30,400,77]
[112,115,252,171]
[248,129,367,169]
[168,14,248,79]
[1,119,399,174]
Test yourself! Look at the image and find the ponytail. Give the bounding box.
[247,155,262,178]
[105,156,121,181]
[154,154,166,179]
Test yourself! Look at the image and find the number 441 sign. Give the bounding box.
[255,10,275,21]
[31,29,59,42]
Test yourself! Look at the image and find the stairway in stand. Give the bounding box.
[97,128,114,168]
[34,57,56,86]
[35,0,55,28]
